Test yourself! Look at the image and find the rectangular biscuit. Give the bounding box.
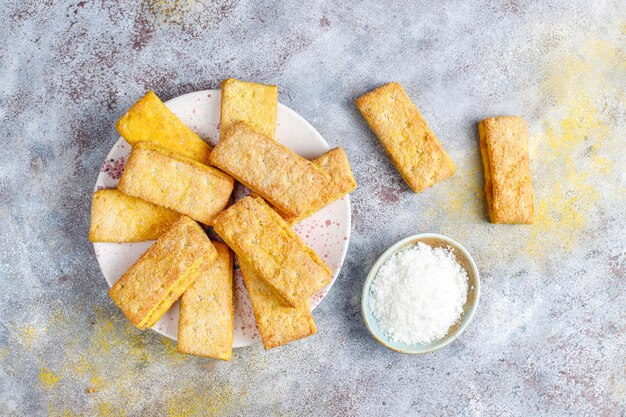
[479,116,534,224]
[356,82,456,193]
[108,216,217,330]
[240,261,316,350]
[116,90,212,164]
[279,147,357,224]
[209,123,330,217]
[178,242,233,360]
[220,78,278,139]
[118,142,234,225]
[89,189,180,242]
[213,196,332,307]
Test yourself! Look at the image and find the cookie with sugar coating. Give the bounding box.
[108,216,217,330]
[210,123,329,217]
[118,142,234,225]
[220,78,278,139]
[278,147,357,225]
[479,116,534,224]
[356,82,456,193]
[116,90,212,163]
[89,189,180,242]
[212,195,331,307]
[178,242,234,360]
[240,261,316,350]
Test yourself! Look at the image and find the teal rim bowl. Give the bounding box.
[361,233,480,354]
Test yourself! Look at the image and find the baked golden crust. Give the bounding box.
[279,147,357,224]
[239,261,316,350]
[479,116,534,224]
[220,78,278,139]
[116,91,212,163]
[108,216,217,329]
[178,242,233,360]
[89,189,180,242]
[356,82,456,193]
[478,121,494,221]
[209,123,330,217]
[117,142,234,225]
[212,196,332,307]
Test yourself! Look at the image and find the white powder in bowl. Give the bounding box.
[369,242,469,345]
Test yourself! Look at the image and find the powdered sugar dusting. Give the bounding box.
[370,242,468,344]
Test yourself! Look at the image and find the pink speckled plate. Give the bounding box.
[93,89,351,348]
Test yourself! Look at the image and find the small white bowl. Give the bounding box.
[361,233,480,354]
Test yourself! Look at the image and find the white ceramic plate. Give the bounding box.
[93,89,351,348]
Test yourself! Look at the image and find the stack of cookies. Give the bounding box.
[90,79,357,360]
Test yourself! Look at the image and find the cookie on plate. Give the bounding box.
[240,261,316,350]
[116,90,212,163]
[89,189,179,242]
[278,147,357,225]
[118,142,234,225]
[213,196,331,307]
[178,242,234,360]
[220,78,278,139]
[108,216,217,329]
[210,123,329,217]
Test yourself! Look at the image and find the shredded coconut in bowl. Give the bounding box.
[369,242,469,345]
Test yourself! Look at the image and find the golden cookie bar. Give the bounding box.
[220,78,278,139]
[89,189,180,242]
[213,196,332,307]
[109,216,217,330]
[116,91,212,164]
[178,242,233,360]
[209,123,330,217]
[356,82,456,193]
[240,261,316,350]
[479,116,534,224]
[279,147,357,225]
[118,142,234,225]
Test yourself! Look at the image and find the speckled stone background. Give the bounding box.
[1,1,625,416]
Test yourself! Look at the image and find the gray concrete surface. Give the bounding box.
[1,1,624,416]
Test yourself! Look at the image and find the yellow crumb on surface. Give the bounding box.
[19,325,38,348]
[95,402,128,417]
[524,38,617,256]
[47,406,81,417]
[0,347,9,362]
[167,387,235,417]
[39,367,60,388]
